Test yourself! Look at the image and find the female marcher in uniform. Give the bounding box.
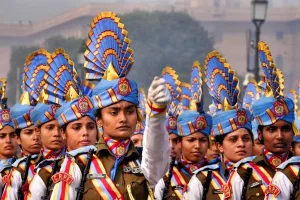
[287,88,300,156]
[205,103,220,162]
[230,41,294,200]
[185,51,253,200]
[1,51,45,200]
[264,87,300,200]
[49,11,171,200]
[155,61,213,200]
[0,79,18,196]
[27,48,89,199]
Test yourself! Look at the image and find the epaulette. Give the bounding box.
[12,154,39,167]
[66,145,97,157]
[34,159,57,171]
[12,156,27,167]
[234,156,256,169]
[0,159,12,172]
[207,157,220,165]
[193,163,219,175]
[277,156,300,169]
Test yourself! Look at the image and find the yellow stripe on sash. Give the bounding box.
[170,167,187,199]
[241,164,272,192]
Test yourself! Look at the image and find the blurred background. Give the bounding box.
[0,0,299,107]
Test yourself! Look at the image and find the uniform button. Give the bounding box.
[256,193,260,196]
[116,184,119,187]
[172,194,176,197]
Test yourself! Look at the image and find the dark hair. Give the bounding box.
[292,141,296,150]
[215,129,254,145]
[61,124,67,132]
[215,134,226,145]
[95,108,102,119]
[15,129,21,137]
[257,125,264,144]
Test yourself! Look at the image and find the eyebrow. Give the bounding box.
[71,123,81,126]
[108,105,136,110]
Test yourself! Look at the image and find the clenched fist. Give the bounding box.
[148,76,171,106]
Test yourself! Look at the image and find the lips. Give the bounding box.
[31,144,41,148]
[51,140,63,144]
[236,150,247,154]
[274,143,285,148]
[210,153,219,158]
[191,152,201,156]
[4,145,13,150]
[79,140,90,146]
[117,126,130,130]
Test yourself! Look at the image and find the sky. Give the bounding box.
[1,0,300,24]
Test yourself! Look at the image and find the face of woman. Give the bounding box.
[17,125,42,155]
[131,134,143,147]
[0,126,18,159]
[178,132,209,163]
[217,128,253,163]
[205,137,220,161]
[169,133,181,160]
[252,139,264,156]
[97,101,138,140]
[61,116,97,151]
[37,120,65,151]
[292,142,300,156]
[258,120,293,154]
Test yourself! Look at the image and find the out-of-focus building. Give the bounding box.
[0,0,300,89]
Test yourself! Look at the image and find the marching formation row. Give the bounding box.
[0,11,299,200]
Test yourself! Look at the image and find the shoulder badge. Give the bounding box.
[12,157,27,167]
[193,163,219,175]
[234,156,256,168]
[67,145,97,157]
[277,156,300,169]
[34,159,56,171]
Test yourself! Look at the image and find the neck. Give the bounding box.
[102,133,130,141]
[264,148,288,155]
[21,150,36,156]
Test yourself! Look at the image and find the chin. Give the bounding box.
[50,146,64,151]
[272,148,288,154]
[111,131,132,140]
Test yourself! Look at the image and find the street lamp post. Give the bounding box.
[77,39,86,79]
[251,0,268,82]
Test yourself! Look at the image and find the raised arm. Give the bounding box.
[142,77,171,187]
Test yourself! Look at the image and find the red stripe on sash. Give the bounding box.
[248,162,272,185]
[61,159,72,200]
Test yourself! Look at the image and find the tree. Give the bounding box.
[121,11,214,107]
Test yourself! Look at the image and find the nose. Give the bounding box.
[276,129,284,140]
[53,127,61,138]
[237,138,246,148]
[194,140,201,149]
[119,111,127,123]
[82,127,89,137]
[5,135,11,143]
[169,140,175,150]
